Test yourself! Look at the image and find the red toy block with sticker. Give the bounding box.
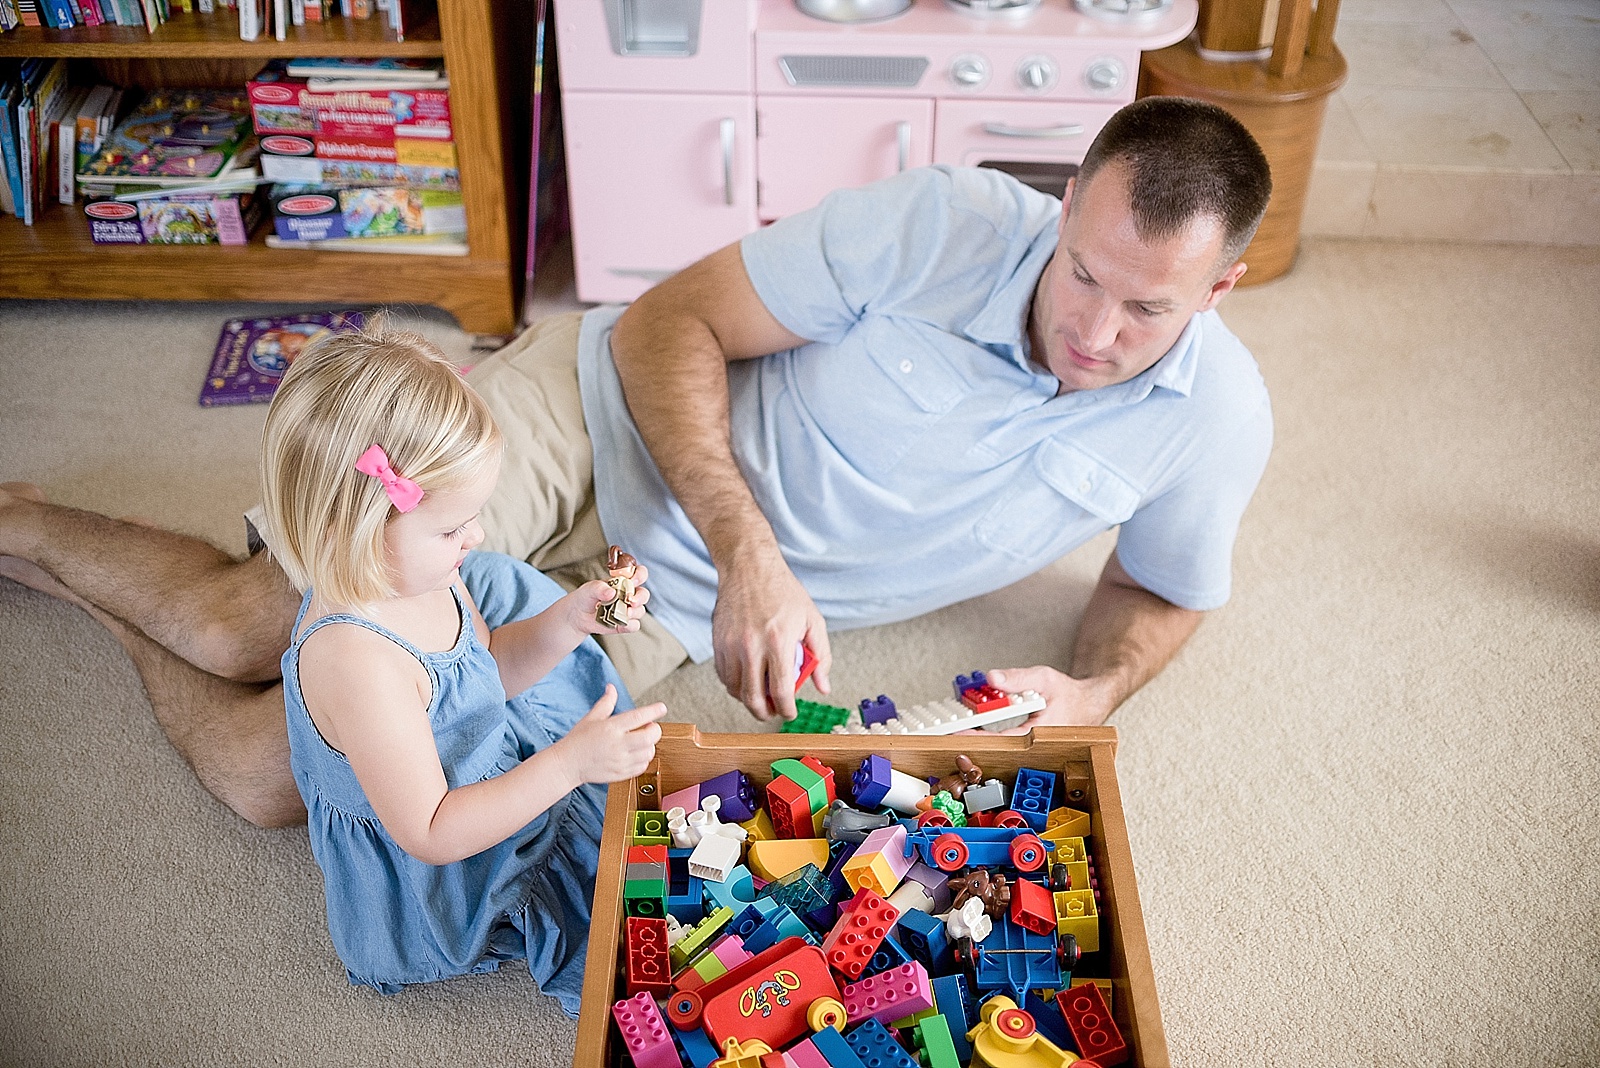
[700,940,842,1052]
[821,887,901,980]
[1009,878,1058,937]
[765,775,814,840]
[625,915,674,997]
[1056,983,1129,1066]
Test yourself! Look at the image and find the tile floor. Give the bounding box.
[1302,0,1599,244]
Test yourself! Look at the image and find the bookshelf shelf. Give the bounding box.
[0,0,528,336]
[0,11,443,58]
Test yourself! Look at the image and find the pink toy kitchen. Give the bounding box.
[553,0,1197,303]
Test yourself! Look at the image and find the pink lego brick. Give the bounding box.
[611,991,683,1068]
[661,784,700,814]
[710,932,752,969]
[840,961,933,1027]
[785,1038,831,1068]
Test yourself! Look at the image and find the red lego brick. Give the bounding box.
[798,754,838,806]
[1009,878,1058,937]
[822,887,901,980]
[766,775,813,840]
[1056,984,1129,1066]
[959,684,1009,713]
[625,915,674,997]
[627,843,669,866]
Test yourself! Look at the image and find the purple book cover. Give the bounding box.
[199,310,365,406]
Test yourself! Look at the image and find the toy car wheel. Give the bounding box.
[916,809,953,829]
[932,832,970,871]
[1010,833,1047,872]
[666,990,703,1029]
[1049,862,1071,893]
[807,996,847,1033]
[951,935,977,983]
[994,1006,1037,1040]
[1057,932,1081,970]
[994,809,1028,828]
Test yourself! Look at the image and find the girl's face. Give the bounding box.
[380,456,499,599]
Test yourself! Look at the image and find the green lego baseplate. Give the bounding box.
[780,697,852,734]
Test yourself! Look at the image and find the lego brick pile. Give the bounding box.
[611,680,1131,1068]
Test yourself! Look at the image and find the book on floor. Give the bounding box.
[200,310,366,406]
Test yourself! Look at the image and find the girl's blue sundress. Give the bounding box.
[282,550,625,1017]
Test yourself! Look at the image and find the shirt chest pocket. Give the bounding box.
[974,438,1143,560]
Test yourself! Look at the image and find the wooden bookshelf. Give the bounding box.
[0,0,530,337]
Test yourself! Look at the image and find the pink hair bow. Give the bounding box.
[354,444,424,513]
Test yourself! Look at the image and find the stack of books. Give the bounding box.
[251,57,464,254]
[0,59,125,224]
[0,0,179,32]
[0,0,435,37]
[76,87,263,244]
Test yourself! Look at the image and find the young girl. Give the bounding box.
[260,324,667,1016]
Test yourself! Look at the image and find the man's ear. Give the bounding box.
[1199,260,1248,312]
[1058,176,1076,234]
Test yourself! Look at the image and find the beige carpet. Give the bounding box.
[1,238,1597,1066]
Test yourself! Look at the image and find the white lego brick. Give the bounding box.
[687,832,742,882]
[830,690,1045,736]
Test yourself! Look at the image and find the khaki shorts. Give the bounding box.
[250,312,688,699]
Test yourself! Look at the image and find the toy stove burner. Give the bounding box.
[944,0,1042,16]
[1072,0,1175,22]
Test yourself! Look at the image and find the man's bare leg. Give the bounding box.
[1,550,304,827]
[0,482,299,682]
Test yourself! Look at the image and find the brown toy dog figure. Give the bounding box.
[947,866,1011,919]
[594,545,638,629]
[916,755,984,814]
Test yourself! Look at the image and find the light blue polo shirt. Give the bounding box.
[577,165,1272,663]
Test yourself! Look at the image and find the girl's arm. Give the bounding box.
[487,566,651,697]
[300,625,666,866]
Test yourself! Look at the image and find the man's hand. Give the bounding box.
[710,547,832,722]
[983,666,1116,733]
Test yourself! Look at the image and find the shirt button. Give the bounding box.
[899,359,914,373]
[1080,478,1093,492]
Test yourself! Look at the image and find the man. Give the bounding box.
[0,96,1272,827]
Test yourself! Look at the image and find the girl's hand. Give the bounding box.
[555,685,669,787]
[574,563,652,635]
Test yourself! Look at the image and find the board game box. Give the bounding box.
[267,183,465,242]
[78,89,255,186]
[199,310,365,407]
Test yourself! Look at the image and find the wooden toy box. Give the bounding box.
[573,723,1169,1067]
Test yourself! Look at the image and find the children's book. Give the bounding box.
[200,310,365,406]
[284,56,443,81]
[79,88,253,186]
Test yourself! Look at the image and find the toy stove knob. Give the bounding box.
[950,53,990,89]
[1084,56,1125,92]
[1017,55,1058,92]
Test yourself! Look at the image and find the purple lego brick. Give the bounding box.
[700,769,757,823]
[858,694,897,728]
[900,859,952,914]
[952,670,988,700]
[852,754,893,809]
[612,991,682,1068]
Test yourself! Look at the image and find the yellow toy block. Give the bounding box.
[1051,835,1087,864]
[841,848,902,898]
[967,995,1080,1067]
[690,948,729,985]
[745,838,831,882]
[739,809,776,843]
[1042,807,1091,841]
[1052,888,1099,953]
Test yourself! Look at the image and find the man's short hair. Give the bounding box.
[1076,96,1272,268]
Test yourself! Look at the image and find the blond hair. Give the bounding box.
[260,321,502,608]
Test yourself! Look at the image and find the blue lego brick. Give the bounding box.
[762,862,833,920]
[1011,768,1056,833]
[895,908,951,971]
[1024,991,1074,1051]
[671,1021,720,1068]
[667,848,705,923]
[858,694,897,727]
[931,974,977,1064]
[851,755,894,809]
[702,864,757,915]
[846,1019,919,1068]
[810,1024,867,1068]
[865,932,912,977]
[952,670,988,700]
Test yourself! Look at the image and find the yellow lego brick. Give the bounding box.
[1043,807,1091,841]
[670,906,733,971]
[746,838,831,882]
[690,949,729,984]
[739,809,776,843]
[1050,835,1088,864]
[841,848,903,898]
[1052,888,1099,953]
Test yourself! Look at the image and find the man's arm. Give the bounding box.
[609,243,829,720]
[988,551,1202,728]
